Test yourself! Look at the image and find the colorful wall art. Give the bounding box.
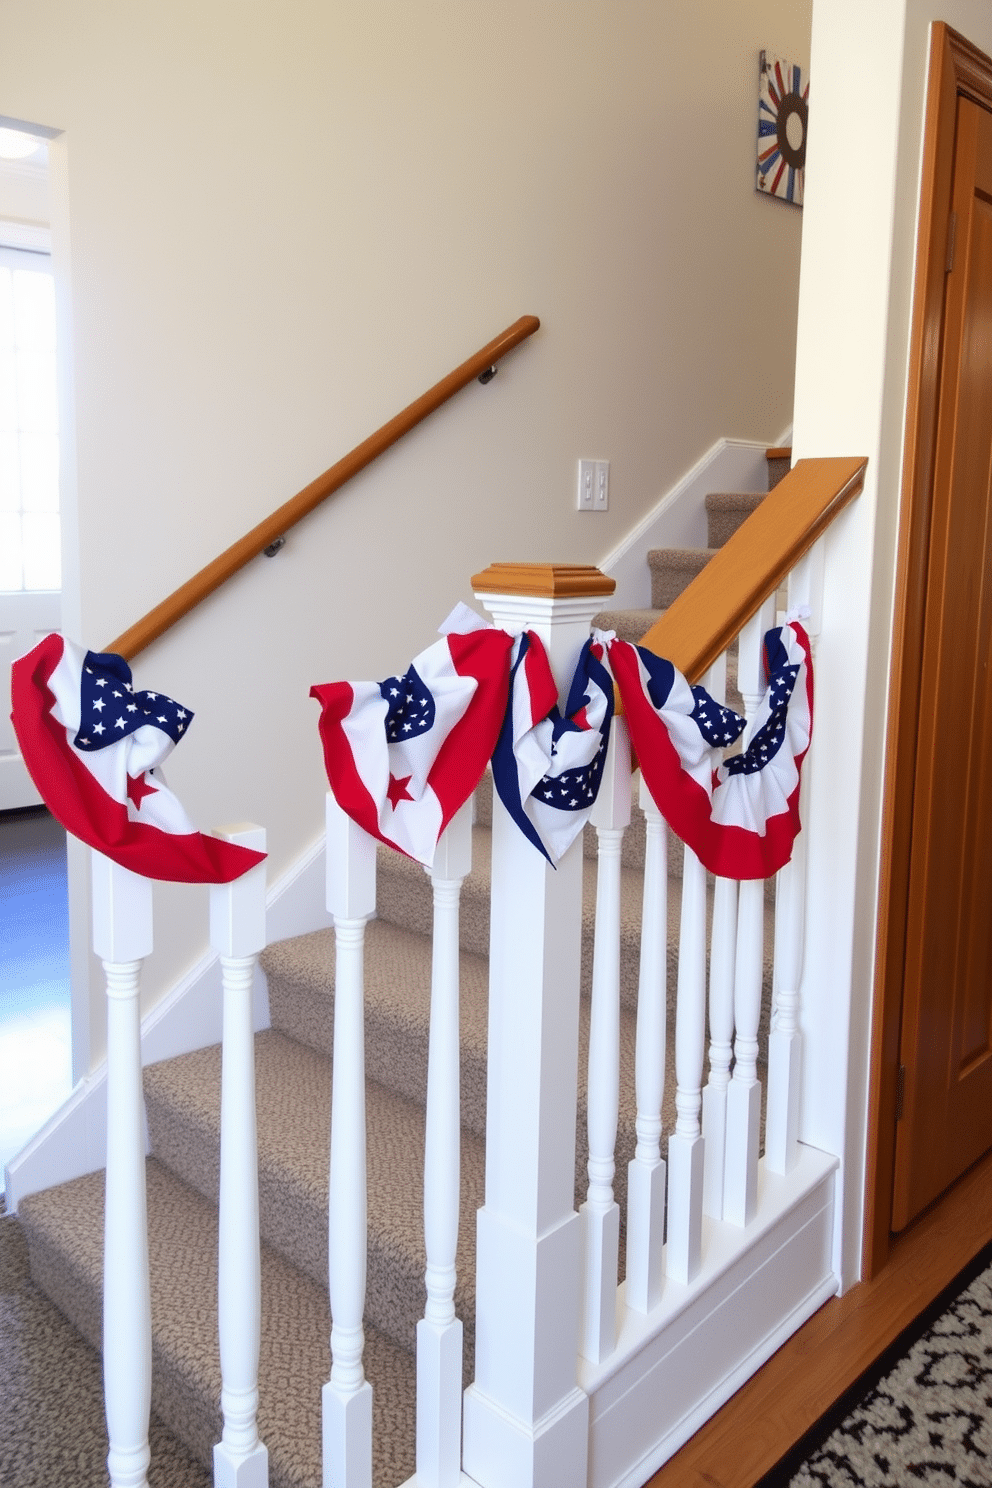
[757,51,808,206]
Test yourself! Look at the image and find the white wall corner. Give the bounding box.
[599,435,790,610]
[5,1066,108,1212]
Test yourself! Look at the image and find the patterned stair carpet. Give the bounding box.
[0,1199,211,1488]
[6,1195,992,1488]
[763,1238,992,1488]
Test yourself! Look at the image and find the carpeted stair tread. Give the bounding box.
[142,1030,484,1360]
[261,918,648,1230]
[263,918,491,1138]
[0,1204,213,1488]
[17,1160,417,1488]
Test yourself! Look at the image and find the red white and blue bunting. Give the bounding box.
[608,622,813,879]
[310,610,813,879]
[310,606,513,865]
[11,633,266,883]
[491,631,614,865]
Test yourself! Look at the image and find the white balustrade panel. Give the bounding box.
[417,799,472,1488]
[580,717,631,1363]
[323,792,376,1488]
[625,778,668,1314]
[93,851,154,1488]
[211,824,269,1488]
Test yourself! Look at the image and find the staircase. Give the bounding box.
[15,450,791,1488]
[592,449,792,645]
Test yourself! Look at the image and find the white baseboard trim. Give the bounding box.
[601,427,792,610]
[5,828,331,1210]
[583,1144,836,1488]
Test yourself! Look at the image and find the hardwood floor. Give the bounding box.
[644,1146,992,1487]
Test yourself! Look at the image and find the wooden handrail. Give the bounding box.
[106,315,541,660]
[638,455,867,681]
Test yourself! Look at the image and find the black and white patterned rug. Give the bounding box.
[762,1241,992,1487]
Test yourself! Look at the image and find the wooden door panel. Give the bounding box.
[893,96,992,1228]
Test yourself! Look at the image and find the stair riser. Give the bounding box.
[648,548,713,610]
[704,492,767,550]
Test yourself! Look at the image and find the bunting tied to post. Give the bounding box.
[10,632,266,883]
[311,606,814,880]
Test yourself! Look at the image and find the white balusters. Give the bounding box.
[666,843,707,1284]
[211,825,269,1488]
[93,850,153,1488]
[625,778,668,1314]
[417,800,472,1488]
[766,826,805,1174]
[323,792,376,1488]
[702,875,737,1219]
[580,717,631,1361]
[700,654,736,1222]
[723,599,776,1227]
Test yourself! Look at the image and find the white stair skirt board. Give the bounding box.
[4,830,330,1211]
[579,1144,838,1488]
[600,431,792,611]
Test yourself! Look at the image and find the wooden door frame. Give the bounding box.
[865,22,992,1277]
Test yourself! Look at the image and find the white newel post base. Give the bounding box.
[463,566,614,1488]
[322,1380,373,1488]
[94,851,154,1488]
[464,1202,590,1484]
[417,1317,464,1486]
[462,1379,589,1488]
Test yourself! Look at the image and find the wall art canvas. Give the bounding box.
[757,50,808,206]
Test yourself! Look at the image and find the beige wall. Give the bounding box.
[0,1,811,1067]
[792,0,992,1282]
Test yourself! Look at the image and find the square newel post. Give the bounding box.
[462,563,615,1488]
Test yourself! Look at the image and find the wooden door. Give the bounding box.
[892,93,992,1230]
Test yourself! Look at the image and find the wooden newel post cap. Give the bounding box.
[470,562,616,598]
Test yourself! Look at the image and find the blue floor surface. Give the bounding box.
[0,807,72,1190]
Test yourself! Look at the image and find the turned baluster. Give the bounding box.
[580,716,631,1361]
[625,779,668,1314]
[322,792,376,1488]
[212,825,269,1488]
[94,851,153,1488]
[417,799,472,1487]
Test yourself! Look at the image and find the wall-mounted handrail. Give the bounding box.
[106,315,541,661]
[637,454,867,681]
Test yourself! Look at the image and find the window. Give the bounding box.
[0,245,59,591]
